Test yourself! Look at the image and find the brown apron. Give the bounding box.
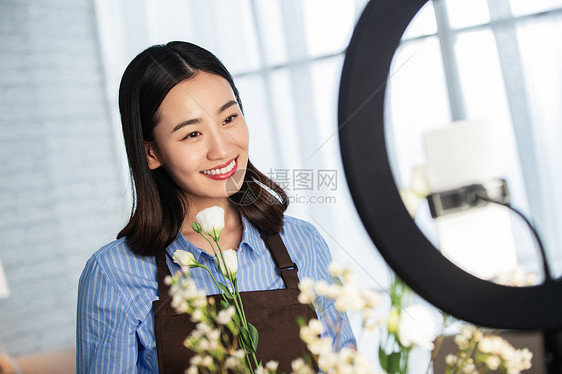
[152,232,318,373]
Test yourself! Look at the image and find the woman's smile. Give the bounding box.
[200,156,238,179]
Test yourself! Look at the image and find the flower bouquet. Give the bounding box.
[166,206,264,373]
[166,206,534,373]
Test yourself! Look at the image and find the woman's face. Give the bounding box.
[146,71,249,201]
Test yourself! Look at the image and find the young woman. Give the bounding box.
[77,41,355,373]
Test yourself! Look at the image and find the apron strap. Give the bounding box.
[157,252,170,299]
[261,232,300,290]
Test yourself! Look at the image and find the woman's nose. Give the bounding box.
[206,122,231,160]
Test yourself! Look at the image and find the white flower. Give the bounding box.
[190,309,204,322]
[308,337,333,355]
[265,360,279,371]
[224,356,240,369]
[462,362,476,373]
[215,249,238,278]
[521,348,533,368]
[195,322,211,334]
[397,304,437,350]
[308,319,324,335]
[215,249,238,279]
[208,328,220,341]
[485,355,501,370]
[360,288,380,309]
[318,352,338,371]
[334,284,363,312]
[314,280,329,296]
[324,284,342,299]
[173,250,197,267]
[201,355,213,367]
[399,188,422,218]
[297,278,316,304]
[216,306,236,325]
[478,336,493,353]
[341,267,356,284]
[454,333,470,350]
[446,354,457,366]
[291,358,314,374]
[190,356,202,366]
[233,349,245,359]
[328,262,344,277]
[299,318,324,343]
[195,206,225,241]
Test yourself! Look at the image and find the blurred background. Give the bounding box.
[1,0,562,372]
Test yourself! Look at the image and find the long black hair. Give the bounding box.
[117,41,288,256]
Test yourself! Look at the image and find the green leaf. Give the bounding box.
[239,326,252,353]
[379,346,388,370]
[220,300,230,309]
[238,323,259,354]
[247,322,259,353]
[387,351,401,374]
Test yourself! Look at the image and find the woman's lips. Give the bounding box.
[200,157,238,180]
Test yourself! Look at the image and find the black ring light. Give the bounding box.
[338,0,562,330]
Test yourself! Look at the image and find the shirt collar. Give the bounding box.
[240,215,266,256]
[165,214,266,263]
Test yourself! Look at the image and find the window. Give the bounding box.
[386,0,562,279]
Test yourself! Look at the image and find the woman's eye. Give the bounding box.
[183,131,200,140]
[223,114,238,125]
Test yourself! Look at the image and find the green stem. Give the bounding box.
[200,230,258,369]
[402,347,411,374]
[199,232,233,291]
[233,279,248,327]
[227,282,249,337]
[215,241,237,291]
[229,279,257,368]
[245,353,255,374]
[195,264,228,304]
[200,231,218,256]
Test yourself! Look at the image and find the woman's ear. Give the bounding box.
[145,142,161,170]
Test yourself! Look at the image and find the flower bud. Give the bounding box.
[195,206,225,241]
[387,307,400,334]
[215,249,238,279]
[173,250,197,267]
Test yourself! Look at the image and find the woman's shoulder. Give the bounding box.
[78,237,158,333]
[280,215,328,252]
[282,215,320,235]
[91,236,129,259]
[86,237,154,272]
[80,237,158,301]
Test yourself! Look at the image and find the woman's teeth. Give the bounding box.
[202,159,236,175]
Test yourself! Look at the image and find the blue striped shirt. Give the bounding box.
[77,215,356,373]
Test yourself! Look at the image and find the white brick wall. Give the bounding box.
[0,0,127,356]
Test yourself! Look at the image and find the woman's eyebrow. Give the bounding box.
[171,100,238,134]
[171,118,201,133]
[217,100,237,114]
